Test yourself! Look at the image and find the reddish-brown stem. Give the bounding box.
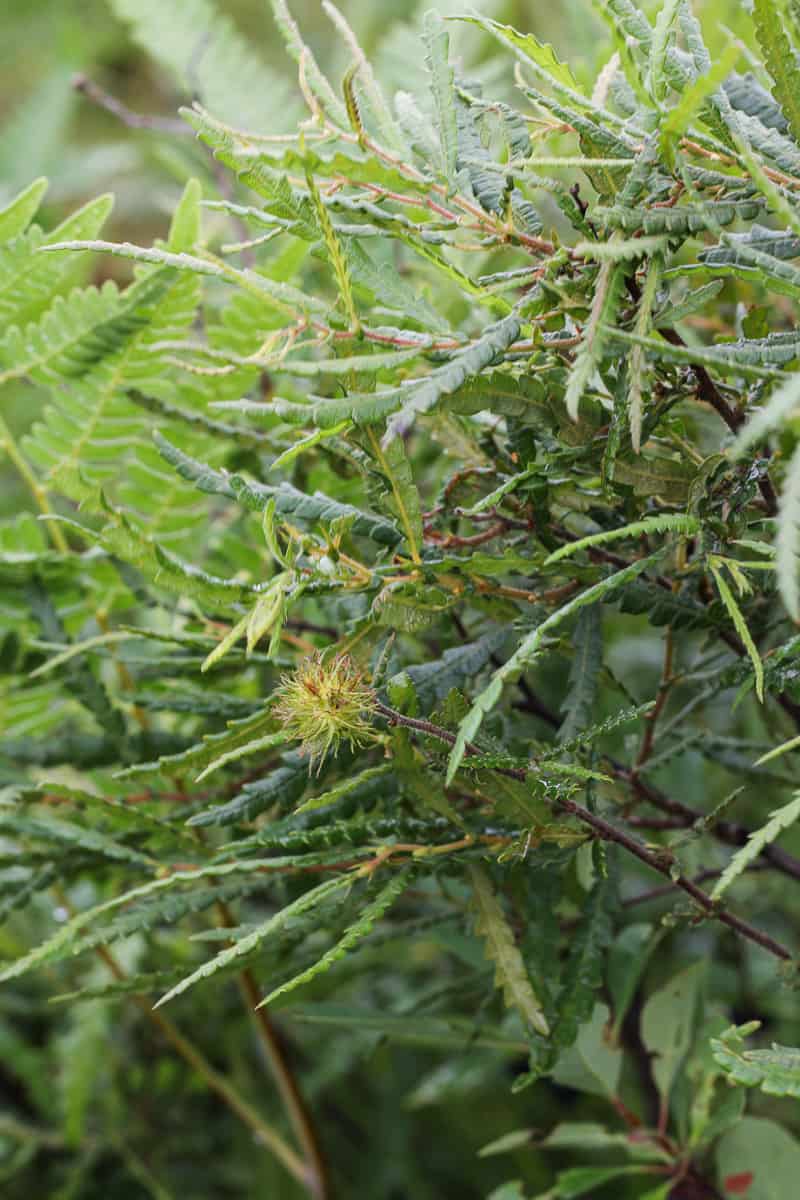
[634,629,674,774]
[374,704,793,961]
[72,74,189,135]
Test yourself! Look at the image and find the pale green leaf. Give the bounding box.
[712,1023,800,1098]
[259,866,413,1006]
[154,873,353,1006]
[775,444,800,621]
[469,864,549,1036]
[711,793,800,901]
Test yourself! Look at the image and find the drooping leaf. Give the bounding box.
[259,866,413,1006]
[154,873,354,1006]
[469,864,549,1036]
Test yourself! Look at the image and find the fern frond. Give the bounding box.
[109,0,297,134]
[269,0,347,126]
[383,313,521,442]
[0,177,48,241]
[153,431,402,547]
[424,12,459,188]
[708,559,765,701]
[0,193,112,326]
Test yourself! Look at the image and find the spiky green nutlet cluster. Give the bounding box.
[272,653,380,770]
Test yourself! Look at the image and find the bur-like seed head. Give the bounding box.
[273,653,379,771]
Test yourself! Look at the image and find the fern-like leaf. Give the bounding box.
[469,864,549,1036]
[776,444,800,622]
[711,1023,800,1098]
[545,514,699,565]
[711,793,800,901]
[447,555,659,783]
[154,873,354,1007]
[259,866,413,1007]
[564,262,625,420]
[423,11,459,188]
[109,0,297,134]
[752,0,800,147]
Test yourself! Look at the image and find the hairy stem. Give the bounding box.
[375,703,793,961]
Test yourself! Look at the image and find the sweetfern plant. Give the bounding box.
[4,0,800,1196]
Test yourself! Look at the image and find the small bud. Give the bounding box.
[272,653,379,771]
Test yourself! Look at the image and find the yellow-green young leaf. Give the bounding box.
[303,165,359,331]
[753,0,800,148]
[0,176,48,241]
[708,560,764,701]
[423,11,459,187]
[166,177,202,253]
[294,763,393,814]
[627,253,663,451]
[269,421,352,472]
[460,465,538,516]
[455,17,580,96]
[246,582,286,655]
[711,794,800,902]
[776,443,800,622]
[261,499,289,568]
[194,731,287,783]
[565,261,625,420]
[755,731,800,767]
[118,708,275,780]
[469,864,549,1036]
[202,613,249,673]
